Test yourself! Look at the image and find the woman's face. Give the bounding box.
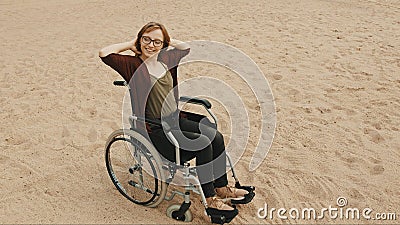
[140,28,164,60]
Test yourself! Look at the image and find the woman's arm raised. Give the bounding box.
[99,40,139,57]
[169,39,190,50]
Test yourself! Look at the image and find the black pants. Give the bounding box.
[149,117,228,198]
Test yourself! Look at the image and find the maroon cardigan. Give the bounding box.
[101,48,190,123]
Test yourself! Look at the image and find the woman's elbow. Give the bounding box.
[178,42,190,50]
[99,49,107,58]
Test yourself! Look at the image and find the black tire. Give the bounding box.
[105,129,166,207]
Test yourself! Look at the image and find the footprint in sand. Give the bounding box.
[349,187,366,200]
[366,155,385,175]
[363,128,385,144]
[370,165,385,175]
[4,135,26,145]
[272,74,283,81]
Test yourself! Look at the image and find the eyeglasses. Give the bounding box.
[141,36,163,47]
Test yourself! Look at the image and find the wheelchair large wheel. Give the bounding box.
[105,129,167,207]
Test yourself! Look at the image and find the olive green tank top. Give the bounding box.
[145,66,178,119]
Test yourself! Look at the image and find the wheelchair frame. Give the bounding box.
[105,80,253,223]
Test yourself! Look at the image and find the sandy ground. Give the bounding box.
[1,0,399,224]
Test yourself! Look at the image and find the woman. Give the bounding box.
[99,22,251,215]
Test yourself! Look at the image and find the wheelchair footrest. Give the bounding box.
[235,181,255,193]
[206,208,238,224]
[171,201,191,221]
[231,191,255,205]
[230,181,256,205]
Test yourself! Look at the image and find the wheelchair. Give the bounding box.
[105,80,255,224]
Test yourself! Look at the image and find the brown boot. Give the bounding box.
[206,196,234,211]
[215,186,249,202]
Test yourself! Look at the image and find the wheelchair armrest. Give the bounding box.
[130,115,162,127]
[179,96,212,109]
[113,80,127,86]
[145,118,162,127]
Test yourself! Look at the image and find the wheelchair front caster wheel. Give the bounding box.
[166,204,193,222]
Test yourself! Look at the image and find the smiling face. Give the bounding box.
[135,22,170,61]
[139,28,164,60]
